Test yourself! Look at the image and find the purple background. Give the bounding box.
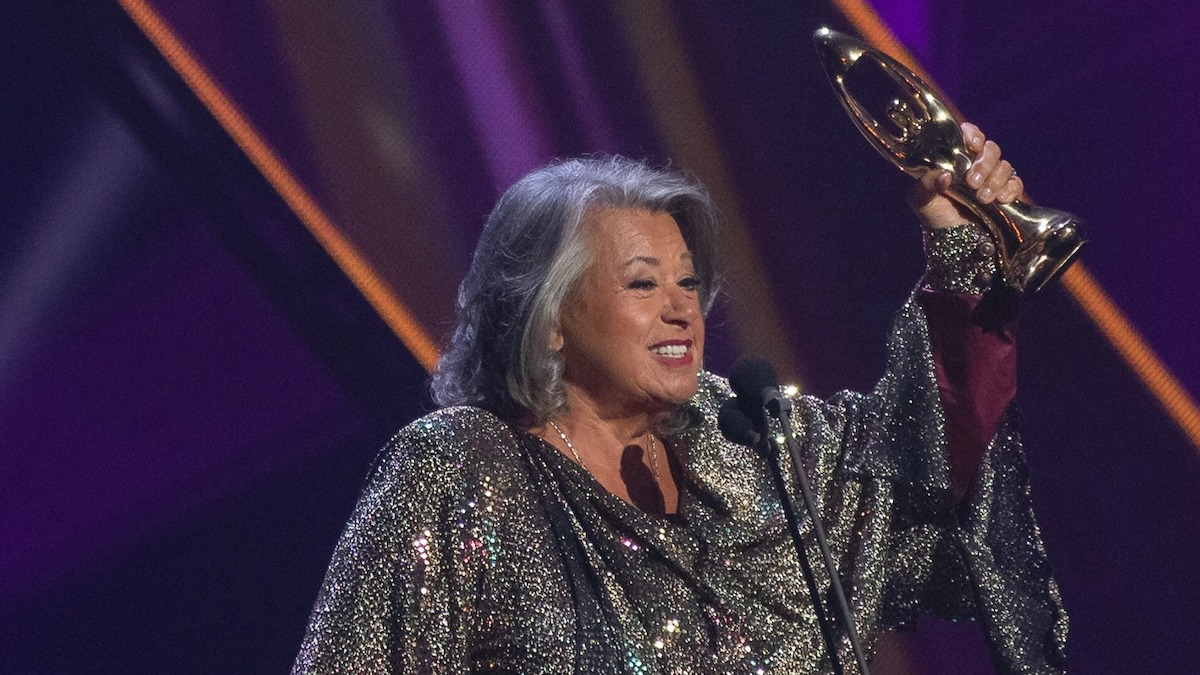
[3,1,1198,672]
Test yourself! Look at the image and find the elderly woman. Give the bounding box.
[293,124,1067,674]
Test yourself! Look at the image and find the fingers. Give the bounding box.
[995,162,1024,203]
[978,157,1012,203]
[914,122,1023,227]
[918,168,953,195]
[959,121,1023,205]
[967,140,1001,191]
[961,122,985,154]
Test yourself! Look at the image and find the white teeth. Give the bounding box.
[652,344,688,357]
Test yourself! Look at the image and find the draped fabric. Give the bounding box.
[295,227,1067,673]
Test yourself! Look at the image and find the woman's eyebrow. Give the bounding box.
[623,255,660,269]
[622,251,692,269]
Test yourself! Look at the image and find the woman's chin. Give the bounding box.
[660,378,700,406]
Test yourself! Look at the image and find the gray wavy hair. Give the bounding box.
[431,156,720,424]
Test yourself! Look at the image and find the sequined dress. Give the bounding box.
[294,227,1068,674]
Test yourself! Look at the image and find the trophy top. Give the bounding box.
[813,27,969,177]
[813,27,869,79]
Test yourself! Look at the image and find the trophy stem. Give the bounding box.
[946,187,1087,294]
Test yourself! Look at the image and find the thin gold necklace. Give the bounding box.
[546,419,662,485]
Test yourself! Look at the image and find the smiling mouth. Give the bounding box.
[652,344,688,357]
[649,340,694,363]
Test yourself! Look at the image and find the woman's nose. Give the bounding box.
[662,287,698,324]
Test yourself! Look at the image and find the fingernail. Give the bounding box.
[970,172,982,187]
[979,187,994,201]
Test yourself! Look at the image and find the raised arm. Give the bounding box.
[913,122,1023,502]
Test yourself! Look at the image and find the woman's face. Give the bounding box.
[556,208,705,417]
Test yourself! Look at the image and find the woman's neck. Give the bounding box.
[554,387,660,449]
[537,389,679,515]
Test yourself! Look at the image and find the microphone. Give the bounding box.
[729,357,780,413]
[717,399,760,446]
[725,357,791,438]
[720,357,779,446]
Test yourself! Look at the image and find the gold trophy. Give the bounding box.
[813,27,1085,294]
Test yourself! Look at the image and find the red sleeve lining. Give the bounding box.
[920,288,1019,503]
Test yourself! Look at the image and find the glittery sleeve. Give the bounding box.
[787,291,1067,672]
[919,226,1066,671]
[922,223,999,294]
[293,410,489,674]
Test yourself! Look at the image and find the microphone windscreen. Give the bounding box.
[729,357,780,406]
[718,399,761,446]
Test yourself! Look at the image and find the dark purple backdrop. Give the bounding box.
[2,1,1197,673]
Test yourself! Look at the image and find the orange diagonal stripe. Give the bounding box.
[1060,265,1200,446]
[831,0,1200,452]
[117,0,441,372]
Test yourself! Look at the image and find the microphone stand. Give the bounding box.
[763,393,872,675]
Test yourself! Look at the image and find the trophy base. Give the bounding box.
[1007,220,1087,295]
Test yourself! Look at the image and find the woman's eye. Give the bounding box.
[679,275,700,290]
[628,278,657,290]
